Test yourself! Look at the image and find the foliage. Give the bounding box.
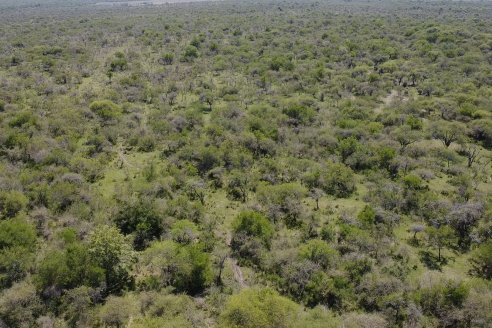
[219,288,300,328]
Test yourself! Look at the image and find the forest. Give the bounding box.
[0,0,491,327]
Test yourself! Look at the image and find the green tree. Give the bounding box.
[219,288,300,328]
[469,240,492,279]
[140,240,212,295]
[426,225,457,262]
[89,100,122,121]
[88,226,135,295]
[114,199,164,250]
[0,191,28,218]
[231,211,274,266]
[299,239,338,270]
[0,218,36,288]
[321,163,356,198]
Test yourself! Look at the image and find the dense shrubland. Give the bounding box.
[0,0,491,327]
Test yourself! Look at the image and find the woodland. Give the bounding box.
[0,0,491,327]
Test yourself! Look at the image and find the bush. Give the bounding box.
[0,218,36,250]
[35,244,105,292]
[114,200,164,250]
[88,226,135,295]
[257,183,307,226]
[0,282,42,327]
[470,240,492,279]
[171,220,199,245]
[140,241,212,294]
[0,191,28,218]
[299,239,338,270]
[321,163,356,198]
[414,279,469,322]
[89,100,122,121]
[219,288,300,328]
[233,211,273,247]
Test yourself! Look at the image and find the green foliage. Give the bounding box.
[426,225,458,261]
[299,239,338,270]
[257,183,307,225]
[0,1,491,325]
[0,191,28,218]
[357,205,376,227]
[160,52,174,65]
[0,218,36,251]
[219,288,300,328]
[170,220,199,245]
[470,240,492,279]
[182,45,199,61]
[88,226,135,294]
[35,243,105,292]
[233,211,273,246]
[140,240,212,295]
[89,100,122,121]
[0,282,42,328]
[109,54,128,72]
[114,199,164,250]
[322,163,356,198]
[414,279,469,320]
[8,111,37,128]
[282,103,315,126]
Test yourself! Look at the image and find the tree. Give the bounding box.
[426,225,457,262]
[99,295,135,328]
[257,183,306,226]
[219,288,300,328]
[393,126,420,151]
[199,91,215,112]
[0,191,28,218]
[36,243,105,293]
[231,211,274,266]
[299,239,338,270]
[357,205,376,228]
[337,137,360,164]
[410,224,425,241]
[0,218,37,288]
[0,281,42,328]
[88,226,135,295]
[171,220,199,245]
[309,188,325,211]
[430,121,463,147]
[321,163,356,198]
[469,240,492,279]
[139,240,212,295]
[414,279,469,324]
[114,199,164,250]
[458,143,481,168]
[226,170,251,202]
[89,100,122,121]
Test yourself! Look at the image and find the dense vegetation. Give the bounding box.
[1,0,492,327]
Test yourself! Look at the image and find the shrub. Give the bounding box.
[219,288,300,328]
[470,240,492,279]
[0,191,29,218]
[321,163,356,198]
[89,100,122,121]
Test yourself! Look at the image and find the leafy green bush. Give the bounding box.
[219,288,300,328]
[321,163,356,198]
[470,240,492,279]
[0,191,28,218]
[89,100,122,121]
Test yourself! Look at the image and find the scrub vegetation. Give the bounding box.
[0,0,491,327]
